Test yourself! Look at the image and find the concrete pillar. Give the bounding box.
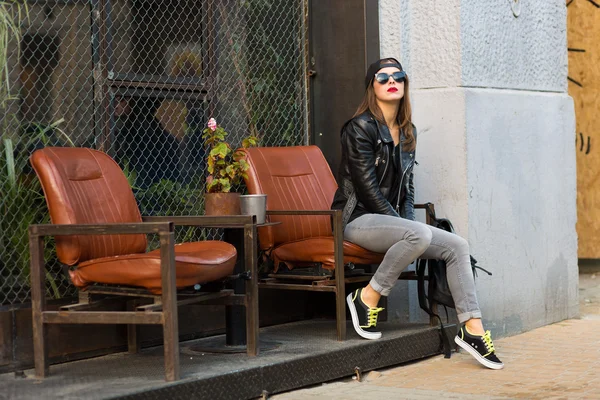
[381,0,577,337]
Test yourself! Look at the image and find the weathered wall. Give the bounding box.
[461,0,567,91]
[380,0,578,336]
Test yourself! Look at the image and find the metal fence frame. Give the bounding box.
[0,0,309,306]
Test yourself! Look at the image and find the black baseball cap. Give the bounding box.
[365,58,403,88]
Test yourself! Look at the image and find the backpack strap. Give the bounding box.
[416,259,429,315]
[471,255,492,277]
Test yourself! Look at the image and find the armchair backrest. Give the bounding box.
[240,146,337,250]
[30,147,147,265]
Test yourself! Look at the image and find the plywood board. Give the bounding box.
[567,0,600,258]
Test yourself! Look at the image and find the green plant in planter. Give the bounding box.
[0,138,53,300]
[0,120,73,303]
[202,117,258,193]
[0,2,78,304]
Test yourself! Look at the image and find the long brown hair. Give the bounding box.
[353,59,415,152]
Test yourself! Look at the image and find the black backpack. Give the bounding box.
[416,203,491,358]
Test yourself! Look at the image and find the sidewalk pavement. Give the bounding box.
[272,272,600,400]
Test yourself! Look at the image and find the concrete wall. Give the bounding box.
[461,0,567,92]
[380,0,578,337]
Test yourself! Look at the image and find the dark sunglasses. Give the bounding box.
[374,71,407,84]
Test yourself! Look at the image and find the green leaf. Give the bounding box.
[218,179,231,193]
[211,142,230,158]
[238,159,249,172]
[207,180,218,192]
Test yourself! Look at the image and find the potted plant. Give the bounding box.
[202,117,258,215]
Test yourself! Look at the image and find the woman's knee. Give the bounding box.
[405,225,432,253]
[453,235,469,253]
[443,235,470,264]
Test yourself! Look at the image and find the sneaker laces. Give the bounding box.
[367,307,384,327]
[482,330,496,354]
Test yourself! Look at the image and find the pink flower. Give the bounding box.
[207,117,217,131]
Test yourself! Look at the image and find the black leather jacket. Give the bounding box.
[331,112,417,227]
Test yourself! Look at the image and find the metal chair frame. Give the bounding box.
[30,215,258,382]
[257,205,438,341]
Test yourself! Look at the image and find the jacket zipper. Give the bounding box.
[378,145,389,186]
[395,157,414,212]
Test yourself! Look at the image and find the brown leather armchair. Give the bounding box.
[239,146,384,341]
[29,147,259,382]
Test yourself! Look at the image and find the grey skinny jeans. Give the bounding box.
[344,213,482,323]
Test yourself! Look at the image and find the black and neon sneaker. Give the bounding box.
[455,325,504,370]
[346,288,384,340]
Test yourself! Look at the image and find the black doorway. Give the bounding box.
[309,0,380,176]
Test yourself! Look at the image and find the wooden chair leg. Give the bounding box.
[245,222,259,356]
[30,233,48,378]
[127,300,140,354]
[333,211,346,341]
[160,231,180,382]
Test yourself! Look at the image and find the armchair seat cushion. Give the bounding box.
[70,241,236,294]
[271,237,384,271]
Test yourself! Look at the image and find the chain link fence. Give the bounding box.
[0,0,309,306]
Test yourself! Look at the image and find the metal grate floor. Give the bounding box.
[0,320,449,400]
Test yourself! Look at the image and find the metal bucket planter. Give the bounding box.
[239,194,267,224]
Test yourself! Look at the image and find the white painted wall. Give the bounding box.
[381,0,578,337]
